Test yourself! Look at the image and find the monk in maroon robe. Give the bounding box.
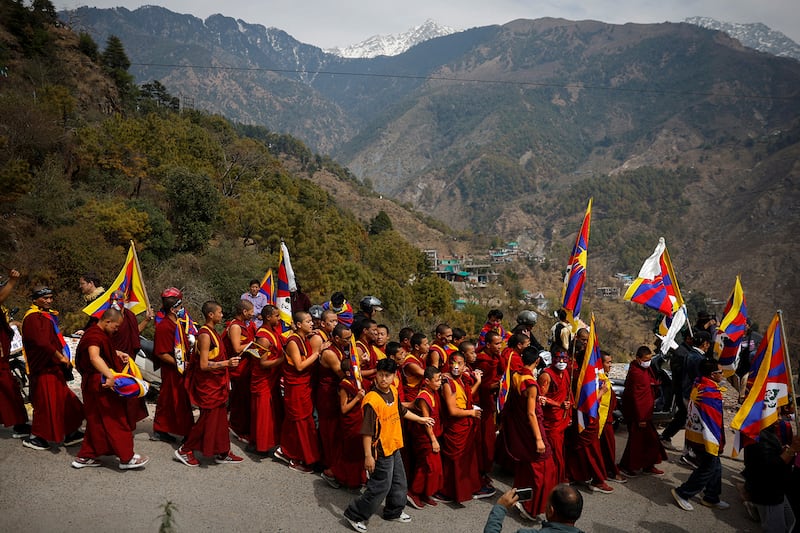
[21,288,84,450]
[599,352,625,482]
[0,269,29,436]
[497,350,557,517]
[250,305,284,454]
[317,323,349,478]
[330,368,366,489]
[538,351,572,483]
[400,333,427,402]
[355,319,378,391]
[276,311,323,472]
[407,366,444,508]
[222,300,255,443]
[439,352,483,503]
[619,346,667,475]
[176,301,243,466]
[73,309,149,468]
[473,331,503,483]
[152,289,194,442]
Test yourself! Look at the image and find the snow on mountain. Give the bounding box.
[326,19,458,58]
[685,17,800,61]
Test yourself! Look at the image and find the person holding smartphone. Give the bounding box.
[483,484,586,533]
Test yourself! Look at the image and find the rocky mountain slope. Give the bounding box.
[325,19,458,58]
[685,16,800,61]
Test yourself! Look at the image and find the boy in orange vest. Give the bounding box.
[343,358,434,533]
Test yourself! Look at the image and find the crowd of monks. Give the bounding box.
[1,276,672,521]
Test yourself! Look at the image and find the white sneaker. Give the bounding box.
[515,501,537,522]
[701,499,730,510]
[119,453,149,470]
[345,516,367,532]
[671,488,694,511]
[389,512,411,523]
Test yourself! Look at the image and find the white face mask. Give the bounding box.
[555,362,568,371]
[639,360,652,369]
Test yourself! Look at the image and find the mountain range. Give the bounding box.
[685,16,800,61]
[325,19,457,58]
[64,6,800,340]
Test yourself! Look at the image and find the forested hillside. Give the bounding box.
[0,1,466,335]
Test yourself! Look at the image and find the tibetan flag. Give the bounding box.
[560,199,592,327]
[349,333,363,390]
[173,308,198,375]
[496,350,512,412]
[714,276,748,377]
[685,376,724,456]
[259,268,276,306]
[730,312,790,453]
[575,314,604,432]
[623,237,684,317]
[82,242,149,319]
[276,241,297,331]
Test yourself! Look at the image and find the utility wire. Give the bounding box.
[130,62,800,102]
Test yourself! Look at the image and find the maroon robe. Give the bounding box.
[316,344,345,468]
[112,308,148,431]
[440,375,482,502]
[223,318,254,440]
[331,377,367,488]
[473,349,500,477]
[497,369,557,516]
[357,340,378,391]
[152,317,194,436]
[619,360,667,471]
[183,325,231,457]
[565,415,606,484]
[0,314,27,427]
[400,353,425,402]
[600,383,621,478]
[409,388,443,498]
[539,366,571,482]
[22,309,83,442]
[76,324,134,462]
[250,326,283,453]
[280,333,320,464]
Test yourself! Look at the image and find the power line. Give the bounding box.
[130,62,800,102]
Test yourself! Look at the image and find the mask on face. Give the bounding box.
[639,360,651,369]
[555,362,568,371]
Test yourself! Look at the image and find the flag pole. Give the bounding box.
[777,310,799,434]
[130,240,151,312]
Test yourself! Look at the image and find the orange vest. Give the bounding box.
[364,385,403,456]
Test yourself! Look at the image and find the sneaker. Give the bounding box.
[608,474,628,484]
[63,431,84,446]
[406,492,425,509]
[150,431,177,444]
[701,499,730,510]
[515,501,537,522]
[680,454,699,470]
[473,485,497,499]
[174,447,200,467]
[71,457,101,469]
[590,482,614,494]
[322,471,341,489]
[273,446,291,465]
[288,460,313,473]
[22,436,49,451]
[431,492,453,503]
[420,496,438,507]
[120,454,149,470]
[215,451,244,464]
[643,466,665,475]
[388,512,411,523]
[618,466,638,477]
[671,488,694,511]
[344,515,367,533]
[12,423,31,439]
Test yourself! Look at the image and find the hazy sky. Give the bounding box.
[53,0,800,48]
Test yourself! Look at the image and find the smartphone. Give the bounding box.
[515,487,533,501]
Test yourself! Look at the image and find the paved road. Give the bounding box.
[0,404,758,533]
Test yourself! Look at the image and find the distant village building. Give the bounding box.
[596,286,620,299]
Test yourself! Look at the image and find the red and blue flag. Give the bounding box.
[714,276,748,377]
[685,376,724,456]
[259,268,276,306]
[496,353,512,412]
[560,199,591,327]
[82,242,149,319]
[575,314,604,432]
[276,241,296,331]
[624,237,684,317]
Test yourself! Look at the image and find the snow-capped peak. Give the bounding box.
[326,19,458,58]
[684,16,800,61]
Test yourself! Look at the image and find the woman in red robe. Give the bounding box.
[439,353,483,503]
[619,346,667,475]
[175,301,243,466]
[497,349,556,517]
[73,309,147,469]
[250,306,284,454]
[275,311,321,472]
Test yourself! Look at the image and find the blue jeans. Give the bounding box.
[345,450,407,521]
[676,450,721,503]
